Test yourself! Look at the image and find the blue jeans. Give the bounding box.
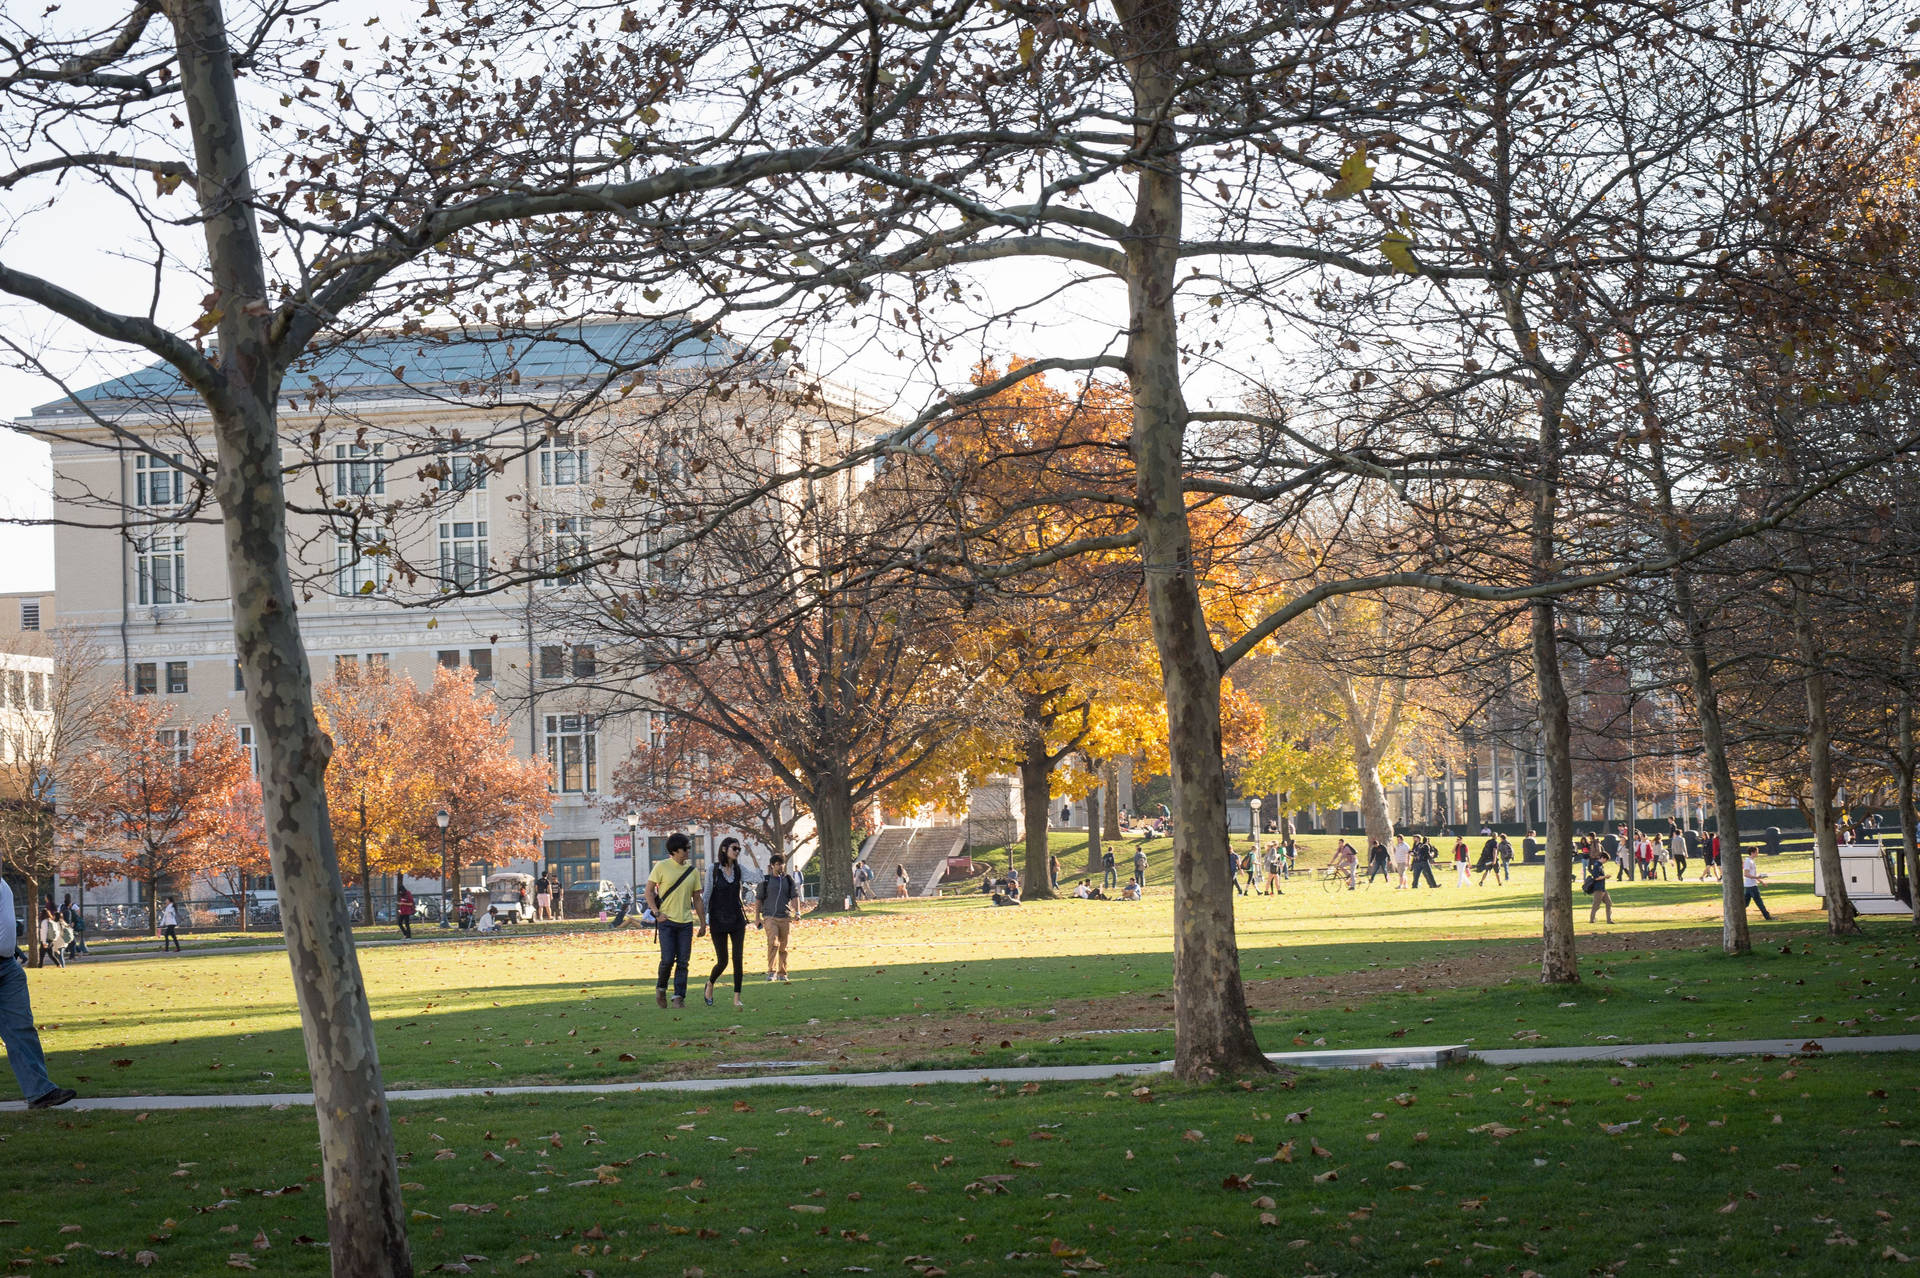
[656,921,694,999]
[0,957,55,1102]
[1743,886,1772,920]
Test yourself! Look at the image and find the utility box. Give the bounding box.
[1814,844,1912,916]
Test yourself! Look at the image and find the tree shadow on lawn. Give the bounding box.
[37,919,1914,1098]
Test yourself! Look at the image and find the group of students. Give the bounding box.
[1577,827,1720,883]
[1579,833,1769,923]
[1225,841,1297,895]
[642,833,804,1009]
[1324,832,1519,890]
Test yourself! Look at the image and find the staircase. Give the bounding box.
[858,825,966,898]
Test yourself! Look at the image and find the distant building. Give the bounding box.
[22,322,875,908]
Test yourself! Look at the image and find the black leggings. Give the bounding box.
[708,923,747,992]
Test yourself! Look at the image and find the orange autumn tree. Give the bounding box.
[64,693,251,933]
[932,362,1154,897]
[201,775,276,929]
[315,664,438,921]
[408,666,552,896]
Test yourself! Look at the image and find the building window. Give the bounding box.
[544,714,597,793]
[541,515,594,586]
[136,530,186,605]
[166,660,189,694]
[335,655,359,678]
[437,650,461,669]
[5,670,22,708]
[539,433,590,487]
[19,599,39,631]
[571,644,596,679]
[236,724,258,775]
[365,653,388,671]
[647,834,703,861]
[134,453,191,507]
[28,672,47,712]
[157,727,190,767]
[436,443,490,493]
[333,442,386,497]
[134,662,157,696]
[539,645,563,679]
[234,660,246,692]
[469,648,493,682]
[438,517,488,591]
[335,531,385,596]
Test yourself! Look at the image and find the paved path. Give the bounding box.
[7,1034,1914,1115]
[1478,1033,1920,1066]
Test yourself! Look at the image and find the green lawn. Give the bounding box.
[3,1057,1911,1276]
[14,847,1920,1098]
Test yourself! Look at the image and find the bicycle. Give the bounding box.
[1317,862,1359,894]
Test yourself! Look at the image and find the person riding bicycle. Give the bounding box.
[1333,839,1359,889]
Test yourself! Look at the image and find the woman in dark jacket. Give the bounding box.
[703,838,751,1009]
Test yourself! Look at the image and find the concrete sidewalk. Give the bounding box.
[8,1034,1913,1115]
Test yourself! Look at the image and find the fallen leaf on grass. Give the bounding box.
[1311,1143,1332,1159]
[1273,1140,1295,1164]
[1468,1123,1520,1139]
[1313,1170,1338,1184]
[1221,1173,1253,1191]
[134,1254,158,1269]
[789,1204,825,1214]
[1284,1109,1312,1123]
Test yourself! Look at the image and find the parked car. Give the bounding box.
[486,872,535,923]
[562,878,620,917]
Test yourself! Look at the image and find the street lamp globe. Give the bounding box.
[435,808,450,830]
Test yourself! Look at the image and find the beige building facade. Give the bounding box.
[21,322,855,906]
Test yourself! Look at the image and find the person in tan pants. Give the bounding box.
[757,852,800,982]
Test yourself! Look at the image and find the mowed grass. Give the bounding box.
[13,841,1920,1098]
[2,1057,1913,1276]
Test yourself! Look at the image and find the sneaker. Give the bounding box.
[28,1087,76,1110]
[766,973,777,983]
[655,988,668,1009]
[778,974,790,983]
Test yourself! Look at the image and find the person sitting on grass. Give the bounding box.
[1119,879,1142,901]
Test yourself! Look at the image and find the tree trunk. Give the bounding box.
[1530,393,1577,984]
[1085,772,1103,877]
[1103,759,1123,840]
[1647,434,1751,956]
[170,2,411,1272]
[1898,757,1916,925]
[1351,742,1395,854]
[1019,733,1056,899]
[1791,579,1858,935]
[809,774,857,911]
[1117,0,1268,1079]
[1465,744,1482,828]
[24,877,41,968]
[359,796,374,929]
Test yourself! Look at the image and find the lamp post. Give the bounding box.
[626,810,640,903]
[435,807,451,928]
[1249,797,1261,847]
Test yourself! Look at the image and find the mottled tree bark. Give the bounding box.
[1116,0,1269,1080]
[1103,760,1124,841]
[169,2,410,1272]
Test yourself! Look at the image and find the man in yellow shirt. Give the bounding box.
[646,832,707,1008]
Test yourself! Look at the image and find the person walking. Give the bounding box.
[1264,845,1285,895]
[395,885,415,939]
[59,895,86,957]
[1584,853,1614,924]
[646,833,705,1009]
[158,897,181,952]
[1408,836,1438,889]
[894,863,910,899]
[1229,846,1248,895]
[1497,834,1515,882]
[1604,828,1625,879]
[1048,852,1061,892]
[1740,850,1773,921]
[1241,847,1258,894]
[1474,835,1499,885]
[1390,834,1411,889]
[1365,839,1389,884]
[38,906,67,970]
[1668,830,1688,880]
[757,851,800,982]
[1451,837,1472,887]
[1130,846,1146,889]
[534,872,552,921]
[0,877,75,1109]
[1104,848,1119,890]
[702,838,750,1009]
[1706,831,1722,881]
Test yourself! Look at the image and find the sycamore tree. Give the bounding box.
[63,693,250,932]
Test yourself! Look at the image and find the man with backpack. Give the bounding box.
[0,876,75,1108]
[646,833,707,1009]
